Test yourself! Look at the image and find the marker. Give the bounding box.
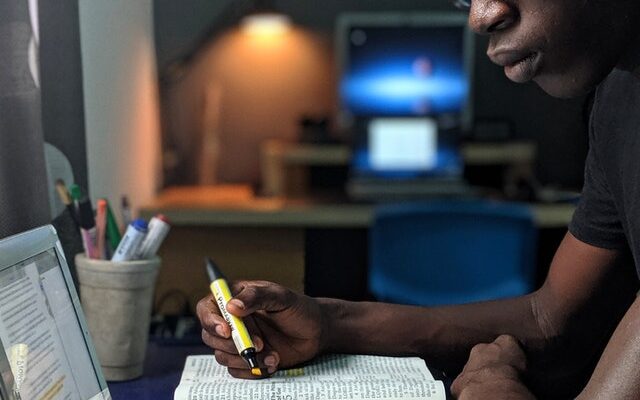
[54,179,78,226]
[70,184,82,210]
[8,343,28,398]
[206,258,262,377]
[112,219,148,262]
[105,202,122,253]
[121,196,132,233]
[77,193,98,259]
[136,214,171,260]
[95,199,108,260]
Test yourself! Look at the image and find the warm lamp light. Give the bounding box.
[241,13,292,36]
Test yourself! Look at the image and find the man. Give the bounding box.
[197,0,640,398]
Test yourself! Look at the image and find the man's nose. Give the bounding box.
[468,0,517,35]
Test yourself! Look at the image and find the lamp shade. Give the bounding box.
[241,12,291,36]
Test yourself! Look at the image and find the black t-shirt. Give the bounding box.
[569,51,640,275]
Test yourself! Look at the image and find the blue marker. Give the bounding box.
[111,219,148,262]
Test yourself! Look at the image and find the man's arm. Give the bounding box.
[445,292,640,400]
[199,233,636,396]
[577,295,640,399]
[320,233,637,395]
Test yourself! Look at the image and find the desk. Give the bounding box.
[140,186,576,315]
[261,141,538,197]
[108,342,211,400]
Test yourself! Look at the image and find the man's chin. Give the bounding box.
[533,74,599,99]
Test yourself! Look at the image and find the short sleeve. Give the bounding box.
[568,98,627,250]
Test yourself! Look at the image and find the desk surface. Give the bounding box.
[107,342,454,400]
[141,186,576,229]
[108,342,211,400]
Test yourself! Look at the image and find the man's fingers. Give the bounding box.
[214,349,279,372]
[215,350,251,370]
[228,281,297,317]
[197,295,231,338]
[494,334,525,356]
[461,334,528,380]
[450,374,466,397]
[214,351,281,381]
[202,330,241,354]
[226,367,269,380]
[494,334,527,371]
[259,350,280,374]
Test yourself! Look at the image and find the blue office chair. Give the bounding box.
[369,201,537,306]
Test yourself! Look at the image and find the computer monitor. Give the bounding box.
[336,12,474,131]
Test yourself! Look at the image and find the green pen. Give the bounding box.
[105,201,122,250]
[69,184,82,227]
[70,184,83,202]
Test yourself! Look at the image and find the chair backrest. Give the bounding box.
[369,201,537,306]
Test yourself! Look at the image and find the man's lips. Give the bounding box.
[488,49,541,83]
[488,49,534,67]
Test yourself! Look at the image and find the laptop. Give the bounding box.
[0,226,110,400]
[347,117,474,201]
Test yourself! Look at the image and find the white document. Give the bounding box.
[174,354,445,400]
[0,262,81,400]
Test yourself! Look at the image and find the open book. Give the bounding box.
[174,354,446,400]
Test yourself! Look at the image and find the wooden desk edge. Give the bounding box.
[140,203,575,229]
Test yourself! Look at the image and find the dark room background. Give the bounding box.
[153,0,589,190]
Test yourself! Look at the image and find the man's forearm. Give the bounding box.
[318,294,546,374]
[317,234,637,383]
[576,296,640,400]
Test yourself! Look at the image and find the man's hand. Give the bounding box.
[451,335,536,400]
[196,280,325,379]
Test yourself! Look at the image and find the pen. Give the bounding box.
[121,196,132,233]
[95,199,108,260]
[105,201,122,253]
[206,258,262,377]
[77,192,98,259]
[70,184,82,212]
[112,219,148,262]
[136,214,171,260]
[54,179,79,226]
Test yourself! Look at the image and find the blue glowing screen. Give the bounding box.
[352,145,462,178]
[341,26,469,117]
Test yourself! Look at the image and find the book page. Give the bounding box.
[174,354,445,400]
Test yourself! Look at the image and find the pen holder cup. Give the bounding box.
[75,254,161,382]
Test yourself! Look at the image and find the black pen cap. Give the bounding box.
[206,258,228,282]
[78,195,96,229]
[241,348,260,369]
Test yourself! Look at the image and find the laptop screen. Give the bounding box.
[0,248,105,400]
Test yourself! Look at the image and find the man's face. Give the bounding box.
[468,0,639,98]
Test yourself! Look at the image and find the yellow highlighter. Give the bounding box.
[206,258,262,377]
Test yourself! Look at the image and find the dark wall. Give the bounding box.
[0,1,50,238]
[153,0,588,188]
[39,0,88,190]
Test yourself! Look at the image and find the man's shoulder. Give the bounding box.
[600,67,640,95]
[594,63,640,126]
[589,56,640,168]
